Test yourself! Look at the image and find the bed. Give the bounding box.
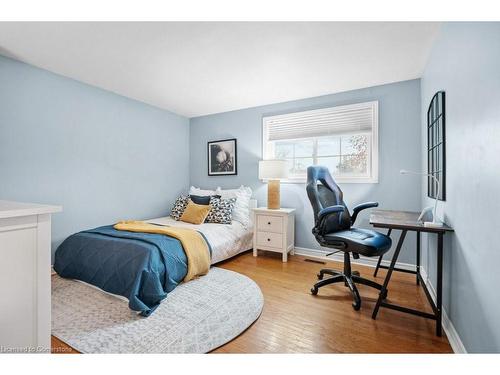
[145,215,252,265]
[53,199,255,316]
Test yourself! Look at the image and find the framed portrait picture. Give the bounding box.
[207,138,237,176]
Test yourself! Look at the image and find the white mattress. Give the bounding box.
[146,216,253,264]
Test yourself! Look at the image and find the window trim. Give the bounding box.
[262,101,379,184]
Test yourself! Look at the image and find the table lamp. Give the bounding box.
[259,160,288,209]
[400,169,443,227]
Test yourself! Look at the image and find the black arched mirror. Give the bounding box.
[427,91,446,201]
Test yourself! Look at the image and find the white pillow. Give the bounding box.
[219,185,252,227]
[189,186,221,197]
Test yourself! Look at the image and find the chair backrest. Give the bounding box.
[306,166,351,233]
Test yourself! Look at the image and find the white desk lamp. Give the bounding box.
[400,169,444,228]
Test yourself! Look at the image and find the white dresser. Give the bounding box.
[0,200,61,353]
[252,207,295,262]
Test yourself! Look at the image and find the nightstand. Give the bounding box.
[252,207,295,262]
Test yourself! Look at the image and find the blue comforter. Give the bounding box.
[53,225,211,316]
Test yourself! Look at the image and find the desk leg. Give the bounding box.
[374,228,392,277]
[416,231,421,286]
[373,255,383,277]
[372,229,407,320]
[436,232,443,337]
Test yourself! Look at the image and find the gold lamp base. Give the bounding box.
[267,179,280,209]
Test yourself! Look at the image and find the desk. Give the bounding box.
[369,210,453,336]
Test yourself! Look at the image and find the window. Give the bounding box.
[262,101,379,183]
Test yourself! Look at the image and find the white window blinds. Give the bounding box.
[264,101,378,141]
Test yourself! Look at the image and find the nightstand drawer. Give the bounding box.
[256,231,283,249]
[257,215,283,233]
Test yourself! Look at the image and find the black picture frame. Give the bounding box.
[427,91,446,201]
[207,138,237,176]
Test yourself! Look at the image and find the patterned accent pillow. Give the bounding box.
[205,197,237,224]
[170,195,189,221]
[219,186,252,227]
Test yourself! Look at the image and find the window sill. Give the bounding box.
[261,177,379,184]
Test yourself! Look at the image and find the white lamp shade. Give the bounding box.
[259,160,289,180]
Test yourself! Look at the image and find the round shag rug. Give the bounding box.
[52,267,263,353]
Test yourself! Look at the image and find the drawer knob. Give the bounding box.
[267,222,271,225]
[267,238,270,241]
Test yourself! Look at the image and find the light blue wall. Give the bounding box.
[420,22,500,353]
[0,55,190,258]
[190,79,422,264]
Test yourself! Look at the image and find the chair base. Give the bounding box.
[310,252,387,310]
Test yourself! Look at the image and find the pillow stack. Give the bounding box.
[170,185,252,225]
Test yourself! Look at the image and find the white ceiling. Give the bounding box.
[0,22,440,118]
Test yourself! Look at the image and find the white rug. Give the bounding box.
[52,267,263,353]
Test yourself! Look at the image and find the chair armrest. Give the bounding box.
[351,201,379,224]
[318,205,345,221]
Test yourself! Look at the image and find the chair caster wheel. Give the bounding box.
[311,287,318,295]
[352,301,361,311]
[317,273,323,280]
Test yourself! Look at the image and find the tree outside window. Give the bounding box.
[274,133,369,179]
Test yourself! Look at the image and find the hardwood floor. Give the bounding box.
[51,251,452,353]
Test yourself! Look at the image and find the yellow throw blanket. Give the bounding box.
[113,220,210,282]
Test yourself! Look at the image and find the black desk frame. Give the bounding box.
[370,221,448,337]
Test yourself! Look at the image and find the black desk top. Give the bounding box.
[370,210,453,233]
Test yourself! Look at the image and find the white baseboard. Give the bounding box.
[294,246,467,353]
[419,267,467,353]
[294,246,415,271]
